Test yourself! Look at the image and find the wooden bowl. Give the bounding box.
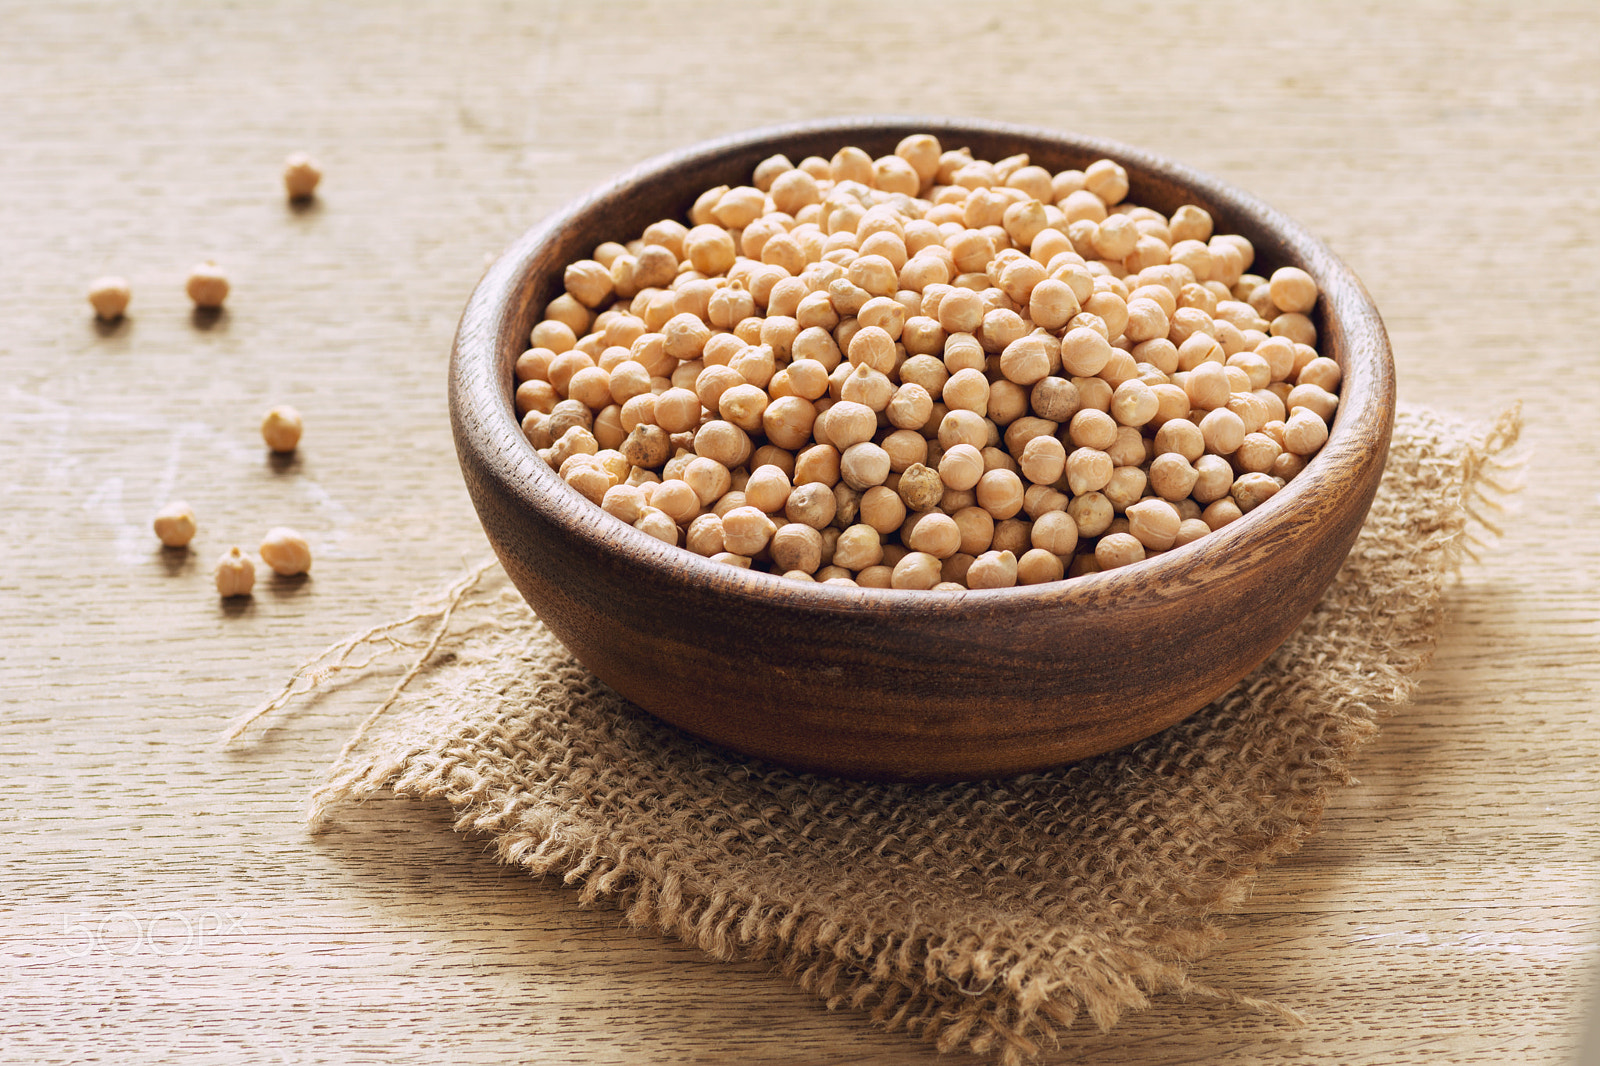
[449,117,1394,781]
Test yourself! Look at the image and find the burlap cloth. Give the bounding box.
[234,402,1520,1064]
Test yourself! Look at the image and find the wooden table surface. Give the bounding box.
[4,3,1597,1063]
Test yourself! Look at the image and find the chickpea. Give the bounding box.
[185,261,230,310]
[531,138,1342,588]
[1016,548,1065,585]
[87,276,132,320]
[1031,510,1079,556]
[1268,266,1318,314]
[1095,532,1145,571]
[966,549,1018,589]
[839,441,891,490]
[153,501,198,548]
[214,546,256,597]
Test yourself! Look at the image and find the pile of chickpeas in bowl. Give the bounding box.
[513,134,1341,591]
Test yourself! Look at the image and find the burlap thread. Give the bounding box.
[224,403,1521,1064]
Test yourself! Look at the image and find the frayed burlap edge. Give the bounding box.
[221,402,1522,1065]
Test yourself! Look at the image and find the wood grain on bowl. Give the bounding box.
[450,117,1395,781]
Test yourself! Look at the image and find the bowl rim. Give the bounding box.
[452,116,1394,621]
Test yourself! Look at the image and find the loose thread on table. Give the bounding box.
[215,557,499,747]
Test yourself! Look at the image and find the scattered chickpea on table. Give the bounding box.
[87,275,131,320]
[185,260,230,309]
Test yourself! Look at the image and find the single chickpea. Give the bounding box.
[1030,509,1079,556]
[716,382,769,433]
[1271,451,1309,481]
[1202,497,1244,531]
[1172,517,1211,548]
[832,523,883,571]
[1028,377,1079,423]
[1063,446,1112,495]
[966,549,1019,589]
[852,564,892,588]
[720,505,777,555]
[1270,312,1318,347]
[185,261,230,310]
[823,400,877,450]
[1059,326,1113,377]
[1234,432,1282,474]
[87,276,131,320]
[1148,452,1200,501]
[770,523,824,574]
[545,400,595,443]
[652,387,702,434]
[567,365,613,410]
[1016,547,1065,585]
[1125,499,1181,551]
[840,441,891,490]
[1092,466,1139,511]
[1283,407,1330,456]
[1286,383,1340,423]
[1067,408,1117,450]
[880,428,928,473]
[1297,356,1343,393]
[840,363,895,411]
[857,485,907,534]
[1066,492,1114,538]
[892,462,942,513]
[938,506,988,556]
[1152,417,1203,462]
[153,500,197,548]
[255,527,311,577]
[1106,425,1148,469]
[743,465,793,514]
[259,405,304,453]
[716,486,752,515]
[785,481,839,529]
[885,551,939,590]
[529,319,577,354]
[620,424,671,469]
[1190,454,1235,503]
[942,367,991,415]
[1018,434,1067,486]
[603,483,650,525]
[793,443,842,488]
[647,479,698,524]
[1199,407,1247,455]
[1095,532,1145,571]
[564,260,615,309]
[1229,472,1281,514]
[693,420,751,468]
[938,443,985,491]
[1268,266,1318,314]
[936,411,987,453]
[277,152,324,202]
[1107,379,1158,428]
[633,507,680,546]
[975,469,1025,520]
[564,463,613,504]
[998,334,1052,386]
[214,546,256,597]
[620,393,657,432]
[521,411,552,449]
[894,511,954,559]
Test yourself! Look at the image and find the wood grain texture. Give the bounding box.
[450,117,1396,779]
[2,1,1596,1064]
